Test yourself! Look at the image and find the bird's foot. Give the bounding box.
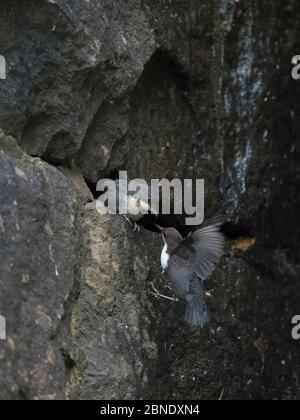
[150,282,179,302]
[123,216,140,233]
[132,223,140,233]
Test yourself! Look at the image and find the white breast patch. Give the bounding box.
[161,242,169,270]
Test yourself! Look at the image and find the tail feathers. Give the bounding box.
[184,296,210,328]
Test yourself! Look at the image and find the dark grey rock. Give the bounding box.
[0,0,299,401]
[0,135,77,400]
[0,0,156,161]
[69,209,160,400]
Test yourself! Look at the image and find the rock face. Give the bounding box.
[69,209,160,400]
[0,133,77,399]
[0,0,299,400]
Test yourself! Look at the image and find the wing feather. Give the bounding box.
[168,213,225,293]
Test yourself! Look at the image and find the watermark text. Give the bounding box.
[292,315,300,340]
[0,54,6,80]
[96,172,205,225]
[0,316,6,340]
[291,55,300,80]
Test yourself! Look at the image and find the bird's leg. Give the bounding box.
[150,282,179,302]
[159,270,172,290]
[123,215,133,227]
[122,216,140,232]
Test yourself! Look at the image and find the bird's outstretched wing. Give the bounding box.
[168,213,225,296]
[190,218,225,280]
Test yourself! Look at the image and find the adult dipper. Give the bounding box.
[158,212,225,327]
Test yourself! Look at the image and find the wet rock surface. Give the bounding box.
[69,209,160,400]
[0,0,299,400]
[0,134,77,399]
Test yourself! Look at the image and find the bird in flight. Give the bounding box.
[157,212,225,327]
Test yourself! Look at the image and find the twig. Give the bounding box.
[150,282,179,302]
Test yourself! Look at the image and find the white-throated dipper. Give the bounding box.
[157,212,225,327]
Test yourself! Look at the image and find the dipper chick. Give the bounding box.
[102,180,158,232]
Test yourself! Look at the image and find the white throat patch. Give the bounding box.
[161,240,169,270]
